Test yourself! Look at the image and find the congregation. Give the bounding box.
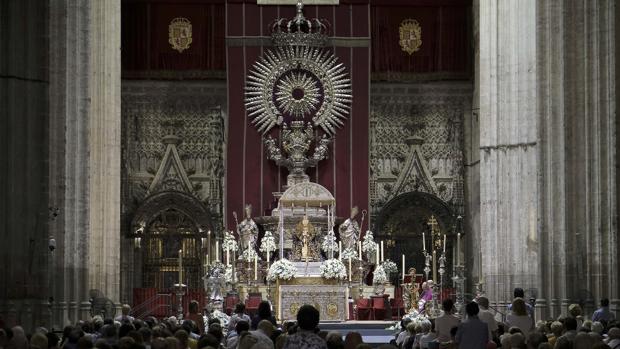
[1,288,618,349]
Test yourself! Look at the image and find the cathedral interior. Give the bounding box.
[1,0,619,335]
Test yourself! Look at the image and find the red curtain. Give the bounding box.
[122,2,226,74]
[371,4,470,78]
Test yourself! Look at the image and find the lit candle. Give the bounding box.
[358,241,362,260]
[402,254,405,281]
[443,234,446,253]
[178,249,183,285]
[207,231,211,264]
[338,241,342,260]
[376,243,380,265]
[457,233,461,265]
[380,241,384,262]
[348,257,352,282]
[226,249,230,266]
[254,255,258,281]
[422,232,426,251]
[267,250,270,263]
[215,241,219,262]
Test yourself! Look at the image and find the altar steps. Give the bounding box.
[318,320,398,346]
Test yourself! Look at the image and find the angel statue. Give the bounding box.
[402,267,420,313]
[339,206,360,251]
[236,204,259,253]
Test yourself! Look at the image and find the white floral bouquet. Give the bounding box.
[321,230,338,255]
[259,231,277,255]
[267,258,297,282]
[362,231,377,254]
[341,248,359,260]
[319,258,347,280]
[222,231,239,252]
[381,259,398,276]
[224,264,235,284]
[239,247,260,261]
[372,264,387,285]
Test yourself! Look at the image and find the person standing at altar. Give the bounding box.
[238,204,259,252]
[339,206,360,252]
[418,281,434,313]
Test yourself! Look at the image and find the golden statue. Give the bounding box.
[292,215,319,261]
[402,267,420,313]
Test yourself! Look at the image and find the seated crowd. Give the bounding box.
[394,288,619,349]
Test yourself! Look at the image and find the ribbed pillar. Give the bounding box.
[478,0,540,306]
[87,0,121,305]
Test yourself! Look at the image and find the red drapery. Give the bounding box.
[371,3,471,79]
[121,1,226,75]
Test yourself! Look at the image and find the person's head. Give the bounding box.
[477,297,490,310]
[258,301,272,319]
[537,344,552,349]
[509,332,525,348]
[400,318,412,330]
[466,301,480,317]
[235,320,250,334]
[188,301,199,314]
[173,330,188,349]
[297,305,320,331]
[442,299,454,313]
[127,331,143,344]
[234,303,246,314]
[30,333,48,349]
[591,321,604,335]
[564,317,578,331]
[164,336,180,349]
[77,336,93,349]
[526,332,546,348]
[568,304,582,318]
[511,298,527,316]
[122,304,132,316]
[344,332,363,349]
[257,320,275,337]
[46,332,60,349]
[119,323,136,339]
[207,323,223,343]
[150,338,167,349]
[326,331,344,349]
[94,339,113,349]
[508,327,523,335]
[406,322,416,335]
[513,288,525,298]
[237,332,259,349]
[601,298,610,307]
[607,327,620,340]
[550,321,564,337]
[573,332,594,349]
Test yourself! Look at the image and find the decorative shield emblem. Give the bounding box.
[399,19,422,55]
[168,18,192,53]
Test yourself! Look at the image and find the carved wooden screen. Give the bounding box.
[142,209,204,289]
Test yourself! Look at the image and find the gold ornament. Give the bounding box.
[399,19,422,55]
[326,303,339,318]
[168,18,192,53]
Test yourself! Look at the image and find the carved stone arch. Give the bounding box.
[131,190,214,234]
[373,191,456,282]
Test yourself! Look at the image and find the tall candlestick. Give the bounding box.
[207,231,212,265]
[457,233,461,265]
[433,250,437,282]
[402,254,405,281]
[215,241,219,262]
[254,255,258,281]
[338,241,342,260]
[380,241,384,262]
[422,232,426,251]
[443,234,446,253]
[376,243,380,265]
[358,241,362,260]
[226,249,230,266]
[178,249,183,285]
[348,257,352,282]
[267,250,270,262]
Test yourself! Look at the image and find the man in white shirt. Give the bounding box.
[434,299,461,344]
[476,297,497,340]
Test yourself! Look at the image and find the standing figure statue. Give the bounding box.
[237,204,259,252]
[402,268,420,313]
[339,206,360,251]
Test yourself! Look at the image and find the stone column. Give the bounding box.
[87,0,122,304]
[537,0,617,318]
[478,0,540,307]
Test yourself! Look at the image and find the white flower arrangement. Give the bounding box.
[381,259,398,276]
[362,231,377,253]
[259,231,277,254]
[321,230,338,255]
[222,231,239,252]
[267,258,297,282]
[341,248,359,260]
[319,258,347,280]
[372,264,388,285]
[239,247,261,261]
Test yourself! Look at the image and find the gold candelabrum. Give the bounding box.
[422,215,446,317]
